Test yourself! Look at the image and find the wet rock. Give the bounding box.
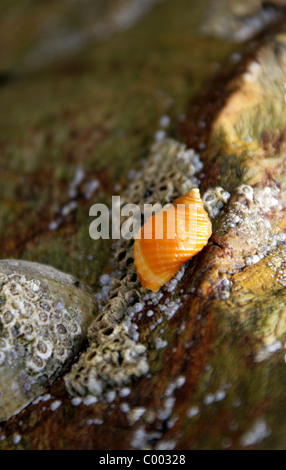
[64,139,202,399]
[1,0,163,73]
[201,0,286,42]
[3,0,286,451]
[0,260,97,421]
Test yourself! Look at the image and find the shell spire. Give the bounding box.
[133,188,212,291]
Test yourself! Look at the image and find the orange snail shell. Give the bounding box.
[133,188,212,291]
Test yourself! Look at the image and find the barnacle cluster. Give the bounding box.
[124,139,203,207]
[66,323,149,397]
[0,260,96,421]
[65,139,204,398]
[223,185,286,265]
[0,274,81,371]
[267,244,286,287]
[202,186,231,219]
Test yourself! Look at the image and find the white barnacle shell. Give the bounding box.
[0,260,97,421]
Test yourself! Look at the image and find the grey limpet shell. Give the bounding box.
[0,259,97,421]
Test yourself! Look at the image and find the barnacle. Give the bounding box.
[202,187,231,219]
[65,139,206,398]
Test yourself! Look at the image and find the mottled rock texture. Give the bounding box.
[202,0,286,42]
[1,0,286,451]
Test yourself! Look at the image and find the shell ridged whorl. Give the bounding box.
[133,188,212,291]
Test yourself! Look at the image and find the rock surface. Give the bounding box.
[202,0,286,42]
[1,0,286,451]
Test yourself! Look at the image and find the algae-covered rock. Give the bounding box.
[3,0,286,452]
[210,35,286,156]
[0,260,97,421]
[64,139,202,399]
[57,29,286,446]
[0,0,163,73]
[202,0,286,42]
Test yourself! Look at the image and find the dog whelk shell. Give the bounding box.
[0,260,97,421]
[133,188,212,291]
